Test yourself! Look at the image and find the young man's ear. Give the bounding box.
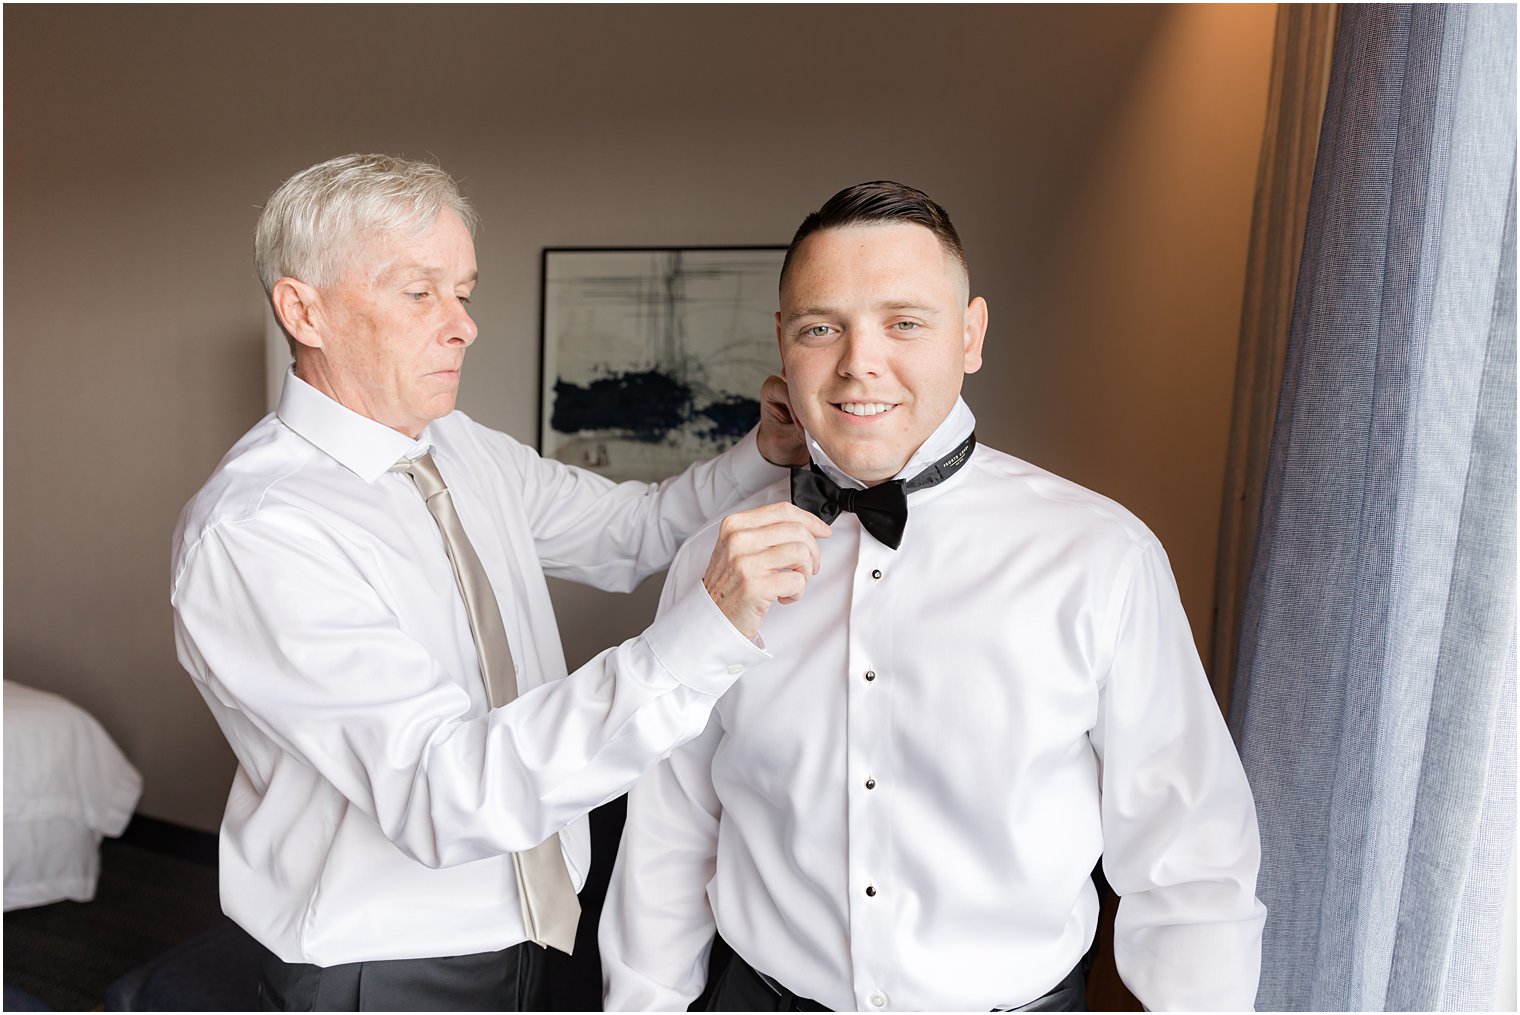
[962,296,989,375]
[271,278,325,351]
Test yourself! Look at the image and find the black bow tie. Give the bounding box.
[790,433,976,550]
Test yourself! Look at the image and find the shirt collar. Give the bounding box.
[805,396,978,491]
[276,369,430,483]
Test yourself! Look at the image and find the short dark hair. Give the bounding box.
[780,181,967,290]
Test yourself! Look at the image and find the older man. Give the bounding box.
[171,154,826,1010]
[601,182,1267,1011]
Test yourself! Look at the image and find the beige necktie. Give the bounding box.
[393,452,581,955]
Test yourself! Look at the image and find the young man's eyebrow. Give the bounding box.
[783,299,940,325]
[782,305,837,325]
[880,300,939,315]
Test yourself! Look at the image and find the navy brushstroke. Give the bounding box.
[552,370,761,445]
[552,370,693,443]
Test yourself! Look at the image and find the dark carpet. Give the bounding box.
[3,818,223,1012]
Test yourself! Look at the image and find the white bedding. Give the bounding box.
[4,680,142,910]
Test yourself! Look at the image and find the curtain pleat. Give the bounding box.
[1211,3,1338,712]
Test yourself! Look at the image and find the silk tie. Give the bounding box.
[790,432,977,550]
[392,452,581,955]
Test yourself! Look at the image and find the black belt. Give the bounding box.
[728,952,1089,1012]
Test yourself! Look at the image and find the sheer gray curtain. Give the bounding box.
[1229,4,1515,1011]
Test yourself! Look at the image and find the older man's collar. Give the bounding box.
[804,397,978,492]
[276,369,429,483]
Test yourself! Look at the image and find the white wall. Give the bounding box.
[3,4,1277,831]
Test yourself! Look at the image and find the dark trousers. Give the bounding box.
[256,941,546,1011]
[705,950,1089,1012]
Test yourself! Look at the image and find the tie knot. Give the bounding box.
[835,487,860,513]
[392,451,448,501]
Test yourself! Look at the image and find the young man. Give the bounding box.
[171,154,827,1010]
[601,182,1266,1011]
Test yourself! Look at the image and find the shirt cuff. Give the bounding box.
[720,427,792,496]
[643,579,772,697]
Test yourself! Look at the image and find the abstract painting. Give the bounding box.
[540,246,786,482]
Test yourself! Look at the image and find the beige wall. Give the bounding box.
[4,5,1276,832]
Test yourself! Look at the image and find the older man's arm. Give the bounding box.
[172,500,818,870]
[512,376,803,592]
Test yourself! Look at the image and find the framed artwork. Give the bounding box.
[540,246,787,482]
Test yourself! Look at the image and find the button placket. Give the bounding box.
[847,536,897,1013]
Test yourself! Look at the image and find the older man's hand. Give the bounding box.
[756,374,808,468]
[702,502,831,639]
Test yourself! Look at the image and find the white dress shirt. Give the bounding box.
[171,372,784,966]
[601,398,1266,1012]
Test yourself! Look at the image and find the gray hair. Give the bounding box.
[254,153,477,296]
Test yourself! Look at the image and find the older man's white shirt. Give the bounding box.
[172,372,782,964]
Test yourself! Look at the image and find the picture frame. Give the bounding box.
[539,245,787,482]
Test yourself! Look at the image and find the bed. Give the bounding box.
[4,681,142,911]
